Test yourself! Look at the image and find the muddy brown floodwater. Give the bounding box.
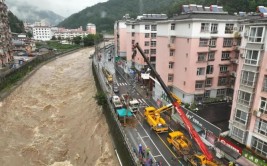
[0,48,119,166]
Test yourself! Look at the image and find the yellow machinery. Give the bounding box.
[144,103,172,133]
[144,93,181,133]
[167,131,219,166]
[102,67,113,83]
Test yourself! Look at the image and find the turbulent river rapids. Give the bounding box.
[0,48,119,166]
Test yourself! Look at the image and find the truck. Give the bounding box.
[111,95,123,109]
[167,131,219,166]
[144,103,172,133]
[132,43,217,165]
[102,67,113,83]
[120,93,140,113]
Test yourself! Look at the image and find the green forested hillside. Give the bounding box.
[58,0,174,33]
[58,0,267,33]
[8,11,25,33]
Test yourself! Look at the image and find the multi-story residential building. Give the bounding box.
[155,5,241,104]
[86,23,96,34]
[115,6,241,104]
[32,26,52,41]
[53,26,91,40]
[114,14,130,58]
[229,10,267,161]
[0,0,13,68]
[125,14,168,72]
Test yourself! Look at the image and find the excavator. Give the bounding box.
[132,43,221,166]
[144,93,181,133]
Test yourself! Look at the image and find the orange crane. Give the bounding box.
[132,43,214,162]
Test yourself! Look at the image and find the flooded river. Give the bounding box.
[0,48,119,166]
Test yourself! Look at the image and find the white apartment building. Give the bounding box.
[32,26,52,41]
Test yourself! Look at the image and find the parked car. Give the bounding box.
[113,83,119,93]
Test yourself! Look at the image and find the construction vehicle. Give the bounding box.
[144,92,181,133]
[144,103,172,133]
[102,67,113,83]
[121,93,140,113]
[132,43,219,165]
[167,131,218,166]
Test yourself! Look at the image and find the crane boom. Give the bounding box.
[133,43,213,161]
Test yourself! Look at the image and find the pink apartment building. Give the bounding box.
[229,12,267,160]
[114,15,128,58]
[118,7,240,105]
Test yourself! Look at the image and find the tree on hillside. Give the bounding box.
[8,11,25,33]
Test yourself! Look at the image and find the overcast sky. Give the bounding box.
[6,0,108,17]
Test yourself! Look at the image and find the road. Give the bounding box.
[95,45,187,166]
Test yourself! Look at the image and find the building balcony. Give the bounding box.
[168,43,175,50]
[230,58,239,64]
[219,70,229,76]
[230,71,237,77]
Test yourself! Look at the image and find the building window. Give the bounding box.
[150,49,156,54]
[238,90,251,106]
[145,33,150,38]
[199,39,209,47]
[170,50,175,56]
[208,52,215,61]
[151,33,157,39]
[263,76,267,92]
[197,68,205,75]
[204,90,210,97]
[209,38,217,47]
[254,118,267,139]
[205,78,212,87]
[241,70,256,87]
[151,25,157,31]
[220,65,228,73]
[150,56,156,62]
[251,136,267,158]
[195,81,204,89]
[145,25,150,30]
[171,23,175,30]
[132,32,135,37]
[144,49,149,54]
[201,23,209,32]
[221,51,230,60]
[132,25,135,29]
[231,126,246,143]
[223,38,233,47]
[145,41,149,46]
[249,26,265,43]
[211,23,218,34]
[151,41,156,47]
[132,40,135,44]
[259,97,267,114]
[170,36,175,43]
[235,109,248,125]
[245,50,260,66]
[225,24,234,34]
[168,74,174,82]
[197,53,206,62]
[217,89,226,96]
[206,65,213,74]
[218,77,228,86]
[169,62,174,69]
